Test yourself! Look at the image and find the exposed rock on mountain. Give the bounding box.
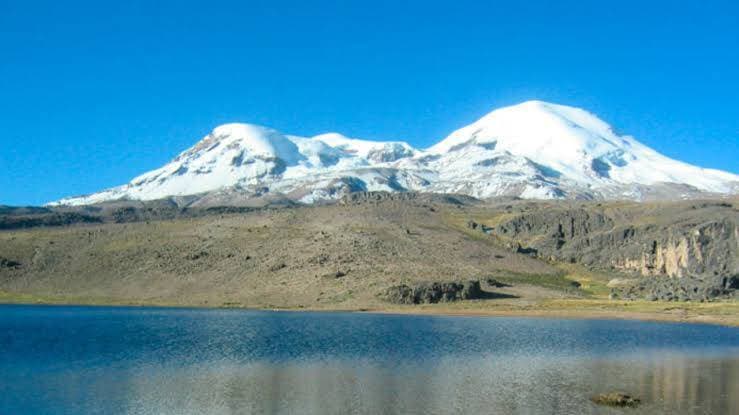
[381,281,485,304]
[611,275,737,302]
[467,198,739,300]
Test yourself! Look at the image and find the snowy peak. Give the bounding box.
[312,133,416,162]
[429,100,737,193]
[428,101,628,180]
[51,101,739,206]
[178,123,304,165]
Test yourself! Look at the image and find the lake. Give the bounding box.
[0,305,737,414]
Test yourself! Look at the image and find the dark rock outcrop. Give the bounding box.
[341,191,479,206]
[610,275,738,302]
[485,278,512,288]
[471,200,739,300]
[381,280,483,304]
[0,199,292,230]
[0,258,21,269]
[0,211,102,230]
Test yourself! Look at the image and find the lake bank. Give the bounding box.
[2,290,737,327]
[365,300,739,327]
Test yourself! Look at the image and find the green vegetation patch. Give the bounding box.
[556,263,615,298]
[486,270,581,292]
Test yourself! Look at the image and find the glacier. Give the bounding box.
[51,101,739,206]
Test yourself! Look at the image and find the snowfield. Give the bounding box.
[51,101,739,206]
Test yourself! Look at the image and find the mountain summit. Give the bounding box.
[52,101,739,206]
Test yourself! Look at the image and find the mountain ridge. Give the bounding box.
[50,101,739,206]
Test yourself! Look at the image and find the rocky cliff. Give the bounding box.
[470,199,738,300]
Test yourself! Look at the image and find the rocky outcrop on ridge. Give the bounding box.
[381,281,484,304]
[468,199,739,300]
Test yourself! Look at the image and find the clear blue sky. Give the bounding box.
[1,0,738,205]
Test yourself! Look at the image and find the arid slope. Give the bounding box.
[0,195,560,308]
[1,194,737,325]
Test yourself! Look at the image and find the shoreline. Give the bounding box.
[361,307,739,327]
[1,296,737,327]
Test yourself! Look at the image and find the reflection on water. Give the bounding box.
[0,305,737,414]
[55,356,737,414]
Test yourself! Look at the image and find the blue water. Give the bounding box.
[1,305,737,414]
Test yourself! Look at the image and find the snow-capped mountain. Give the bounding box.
[51,101,739,206]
